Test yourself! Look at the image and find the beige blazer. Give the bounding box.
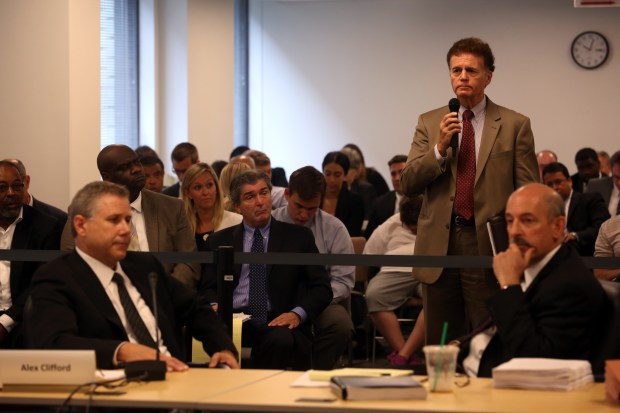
[61,189,200,288]
[401,98,539,284]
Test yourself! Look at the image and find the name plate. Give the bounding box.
[0,350,96,388]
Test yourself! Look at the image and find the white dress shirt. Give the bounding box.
[0,208,23,332]
[131,192,150,252]
[75,247,169,356]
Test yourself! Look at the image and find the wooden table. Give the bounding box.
[0,369,616,412]
[0,368,281,410]
[203,371,616,413]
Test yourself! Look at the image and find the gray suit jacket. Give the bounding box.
[401,97,539,283]
[587,176,614,209]
[61,189,199,288]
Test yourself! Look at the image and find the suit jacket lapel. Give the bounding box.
[68,251,126,333]
[266,219,284,276]
[140,190,158,250]
[232,224,244,279]
[10,210,30,296]
[525,244,569,296]
[567,193,578,223]
[476,98,501,185]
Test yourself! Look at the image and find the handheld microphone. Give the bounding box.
[124,272,167,381]
[448,98,461,154]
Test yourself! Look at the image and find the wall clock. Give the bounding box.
[571,31,609,69]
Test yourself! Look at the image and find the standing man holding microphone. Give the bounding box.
[400,37,539,344]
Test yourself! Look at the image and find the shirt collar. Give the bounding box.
[243,217,272,236]
[522,244,561,291]
[460,96,487,119]
[75,246,123,286]
[2,207,24,232]
[131,192,143,213]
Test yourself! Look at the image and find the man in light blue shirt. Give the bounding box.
[272,166,354,369]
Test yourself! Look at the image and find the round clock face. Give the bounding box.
[571,31,609,69]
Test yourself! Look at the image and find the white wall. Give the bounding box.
[0,0,100,210]
[249,0,620,182]
[187,0,235,164]
[0,0,234,208]
[2,0,619,209]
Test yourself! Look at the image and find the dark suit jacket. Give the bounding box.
[572,172,607,193]
[32,197,67,230]
[162,182,180,198]
[566,191,610,256]
[5,206,60,329]
[199,218,332,323]
[586,177,614,209]
[366,167,389,197]
[364,190,397,238]
[332,184,364,237]
[25,251,236,369]
[350,179,377,220]
[61,189,200,288]
[478,245,605,377]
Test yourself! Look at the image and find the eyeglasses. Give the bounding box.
[0,182,25,194]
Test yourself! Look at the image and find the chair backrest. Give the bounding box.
[350,236,368,285]
[590,279,620,381]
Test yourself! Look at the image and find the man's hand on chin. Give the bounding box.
[493,243,533,287]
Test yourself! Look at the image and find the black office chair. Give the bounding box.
[590,279,620,382]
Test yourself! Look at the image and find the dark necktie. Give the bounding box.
[248,228,268,323]
[112,273,157,349]
[454,109,476,219]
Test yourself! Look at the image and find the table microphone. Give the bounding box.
[448,98,460,155]
[124,272,167,381]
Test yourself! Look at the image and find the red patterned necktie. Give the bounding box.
[454,109,475,220]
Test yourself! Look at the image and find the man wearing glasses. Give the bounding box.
[0,161,61,348]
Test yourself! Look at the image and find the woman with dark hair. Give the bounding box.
[181,163,242,250]
[321,151,364,236]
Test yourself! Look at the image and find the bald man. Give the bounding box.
[470,184,605,377]
[61,145,200,289]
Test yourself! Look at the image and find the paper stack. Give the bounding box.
[492,358,593,391]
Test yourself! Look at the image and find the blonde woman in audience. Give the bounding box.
[219,161,252,212]
[182,163,242,250]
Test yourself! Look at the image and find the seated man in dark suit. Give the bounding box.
[587,150,620,218]
[26,181,238,370]
[465,183,605,377]
[0,161,61,349]
[542,162,610,255]
[571,147,606,193]
[364,154,407,239]
[4,158,68,229]
[61,145,200,289]
[163,142,200,198]
[200,170,332,370]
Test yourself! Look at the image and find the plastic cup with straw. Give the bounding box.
[432,322,449,392]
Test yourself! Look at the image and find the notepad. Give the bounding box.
[308,368,414,382]
[330,375,427,401]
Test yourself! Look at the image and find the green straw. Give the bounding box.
[432,322,449,391]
